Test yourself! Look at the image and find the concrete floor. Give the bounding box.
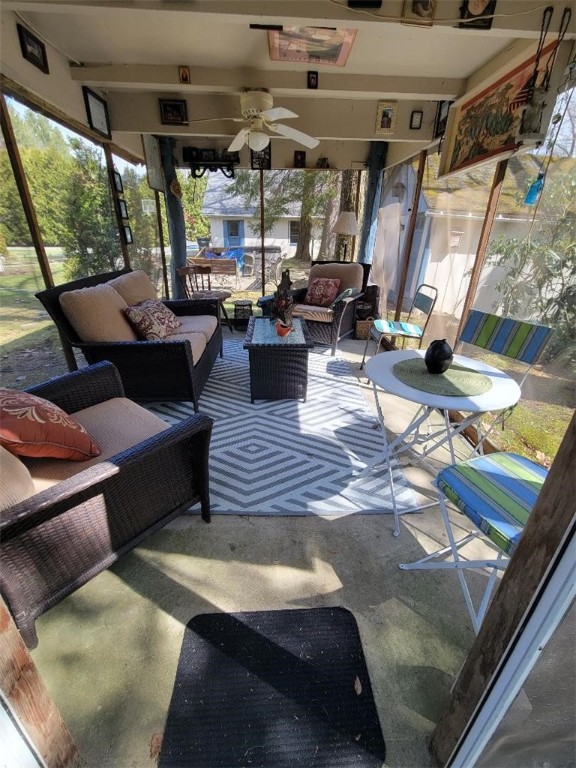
[30,331,495,768]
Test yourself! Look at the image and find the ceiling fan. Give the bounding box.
[190,90,320,153]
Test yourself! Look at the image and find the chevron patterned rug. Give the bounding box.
[147,339,417,516]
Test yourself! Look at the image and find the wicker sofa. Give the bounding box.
[0,361,213,649]
[36,269,223,410]
[258,261,371,355]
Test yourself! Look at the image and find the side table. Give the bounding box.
[243,317,314,402]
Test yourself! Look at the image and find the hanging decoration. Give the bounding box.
[518,6,572,141]
[524,172,545,205]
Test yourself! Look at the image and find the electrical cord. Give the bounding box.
[326,0,571,24]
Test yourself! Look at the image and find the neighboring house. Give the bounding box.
[373,153,552,318]
[201,173,322,258]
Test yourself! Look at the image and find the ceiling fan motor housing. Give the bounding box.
[241,90,274,118]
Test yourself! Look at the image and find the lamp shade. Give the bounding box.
[247,130,270,152]
[332,211,358,236]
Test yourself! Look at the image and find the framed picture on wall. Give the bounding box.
[434,100,453,138]
[17,24,49,74]
[375,101,397,135]
[410,110,423,130]
[401,1,437,27]
[82,87,111,139]
[113,170,124,193]
[459,0,497,29]
[123,225,133,245]
[118,199,129,220]
[159,99,188,125]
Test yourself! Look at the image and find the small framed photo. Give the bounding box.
[294,151,306,168]
[410,110,423,130]
[17,24,49,74]
[159,99,188,125]
[250,145,271,171]
[113,170,124,193]
[375,101,397,135]
[118,199,129,220]
[434,100,453,138]
[123,225,133,245]
[401,0,437,27]
[307,71,318,90]
[178,65,190,84]
[82,87,111,140]
[459,0,497,30]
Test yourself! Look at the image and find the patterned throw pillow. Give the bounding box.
[0,389,101,461]
[123,299,181,340]
[304,278,342,308]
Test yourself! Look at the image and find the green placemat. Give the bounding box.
[393,359,493,397]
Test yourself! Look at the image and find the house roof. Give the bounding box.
[201,172,301,219]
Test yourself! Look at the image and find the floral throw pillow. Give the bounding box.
[123,299,181,340]
[304,278,342,308]
[0,389,101,461]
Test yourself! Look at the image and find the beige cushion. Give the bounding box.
[173,315,218,342]
[308,262,364,293]
[0,445,36,513]
[164,330,207,364]
[109,270,157,305]
[292,304,334,323]
[59,284,137,342]
[23,397,169,492]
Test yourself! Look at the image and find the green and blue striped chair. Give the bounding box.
[360,283,437,369]
[458,310,554,451]
[458,309,554,387]
[400,452,548,633]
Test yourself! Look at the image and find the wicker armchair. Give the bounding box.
[36,269,223,411]
[0,362,213,648]
[258,261,371,355]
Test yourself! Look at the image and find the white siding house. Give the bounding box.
[201,173,322,258]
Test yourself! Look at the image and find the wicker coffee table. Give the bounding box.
[244,317,314,402]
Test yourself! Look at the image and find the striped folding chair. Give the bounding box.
[360,283,437,369]
[458,309,554,386]
[400,452,547,633]
[457,310,554,449]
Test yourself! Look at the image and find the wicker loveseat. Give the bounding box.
[36,269,223,410]
[258,261,371,355]
[0,362,213,648]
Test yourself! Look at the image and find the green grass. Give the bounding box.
[0,263,65,350]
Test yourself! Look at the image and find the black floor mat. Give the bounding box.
[159,607,386,768]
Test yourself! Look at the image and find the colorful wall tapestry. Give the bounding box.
[439,41,557,178]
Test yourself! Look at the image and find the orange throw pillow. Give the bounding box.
[304,277,341,307]
[0,389,101,461]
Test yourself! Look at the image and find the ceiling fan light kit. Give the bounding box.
[247,130,270,152]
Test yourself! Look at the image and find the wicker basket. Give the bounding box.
[355,317,374,340]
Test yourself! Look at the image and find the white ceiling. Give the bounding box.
[2,1,575,162]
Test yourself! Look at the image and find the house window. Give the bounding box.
[450,231,463,248]
[289,221,299,245]
[227,220,240,238]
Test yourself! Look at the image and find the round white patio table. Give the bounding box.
[363,349,521,536]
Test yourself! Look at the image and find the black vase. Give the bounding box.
[424,339,453,374]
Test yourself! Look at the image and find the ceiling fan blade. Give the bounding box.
[227,128,250,152]
[269,123,319,149]
[261,106,298,122]
[188,116,245,124]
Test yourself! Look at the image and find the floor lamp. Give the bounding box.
[333,211,358,261]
